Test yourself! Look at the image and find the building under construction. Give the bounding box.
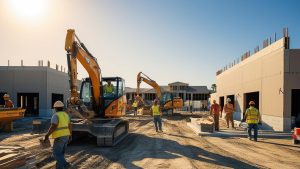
[211,28,300,131]
[0,61,71,117]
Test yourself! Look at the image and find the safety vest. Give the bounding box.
[51,111,71,139]
[246,107,259,124]
[105,85,114,93]
[132,101,138,108]
[152,105,160,116]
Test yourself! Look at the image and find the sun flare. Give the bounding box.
[9,0,47,21]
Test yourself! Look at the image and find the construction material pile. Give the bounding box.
[0,145,36,169]
[195,116,214,125]
[190,116,214,133]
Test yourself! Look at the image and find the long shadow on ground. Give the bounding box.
[69,133,259,169]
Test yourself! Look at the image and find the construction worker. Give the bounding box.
[3,94,14,108]
[244,101,262,142]
[151,99,163,132]
[223,98,235,128]
[44,101,71,169]
[189,101,193,113]
[210,100,221,131]
[104,80,114,95]
[132,100,138,116]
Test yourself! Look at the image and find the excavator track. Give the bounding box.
[72,118,129,146]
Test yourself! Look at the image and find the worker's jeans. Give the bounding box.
[153,115,162,131]
[134,107,137,116]
[53,136,69,169]
[213,113,220,131]
[225,112,234,128]
[248,124,258,141]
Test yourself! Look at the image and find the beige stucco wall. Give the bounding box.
[215,38,288,131]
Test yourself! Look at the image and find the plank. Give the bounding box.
[0,153,19,163]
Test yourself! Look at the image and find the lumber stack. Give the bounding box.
[0,145,36,169]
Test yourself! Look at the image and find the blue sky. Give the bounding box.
[0,0,299,88]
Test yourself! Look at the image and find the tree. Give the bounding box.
[211,84,216,93]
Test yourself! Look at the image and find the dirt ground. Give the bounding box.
[1,112,300,169]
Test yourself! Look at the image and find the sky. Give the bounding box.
[0,0,299,88]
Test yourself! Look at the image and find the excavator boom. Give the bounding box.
[65,29,101,108]
[136,72,183,111]
[137,72,161,98]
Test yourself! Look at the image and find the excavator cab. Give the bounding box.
[161,92,183,111]
[102,77,125,109]
[80,77,126,118]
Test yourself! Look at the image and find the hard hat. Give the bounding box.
[226,98,231,102]
[3,94,10,98]
[249,101,255,105]
[53,101,64,108]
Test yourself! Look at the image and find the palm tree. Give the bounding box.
[211,84,216,93]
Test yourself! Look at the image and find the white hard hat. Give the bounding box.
[53,101,64,108]
[3,94,10,98]
[227,98,231,102]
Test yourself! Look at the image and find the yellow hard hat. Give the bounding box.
[53,101,64,108]
[3,94,10,98]
[249,101,255,105]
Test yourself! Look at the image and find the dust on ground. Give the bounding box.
[0,112,299,169]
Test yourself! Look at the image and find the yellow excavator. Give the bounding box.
[136,72,183,114]
[64,29,128,146]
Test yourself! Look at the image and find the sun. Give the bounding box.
[9,0,47,21]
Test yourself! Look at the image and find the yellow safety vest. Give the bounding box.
[132,101,138,108]
[152,105,160,116]
[246,107,259,124]
[51,111,71,139]
[105,85,114,93]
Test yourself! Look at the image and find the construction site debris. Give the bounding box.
[189,117,214,133]
[0,145,36,169]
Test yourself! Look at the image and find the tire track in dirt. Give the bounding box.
[163,119,262,169]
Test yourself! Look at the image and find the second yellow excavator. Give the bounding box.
[136,72,183,114]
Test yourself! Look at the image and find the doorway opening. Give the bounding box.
[244,92,259,117]
[219,96,224,111]
[291,89,300,128]
[227,95,235,106]
[0,92,7,105]
[17,93,39,117]
[52,93,64,108]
